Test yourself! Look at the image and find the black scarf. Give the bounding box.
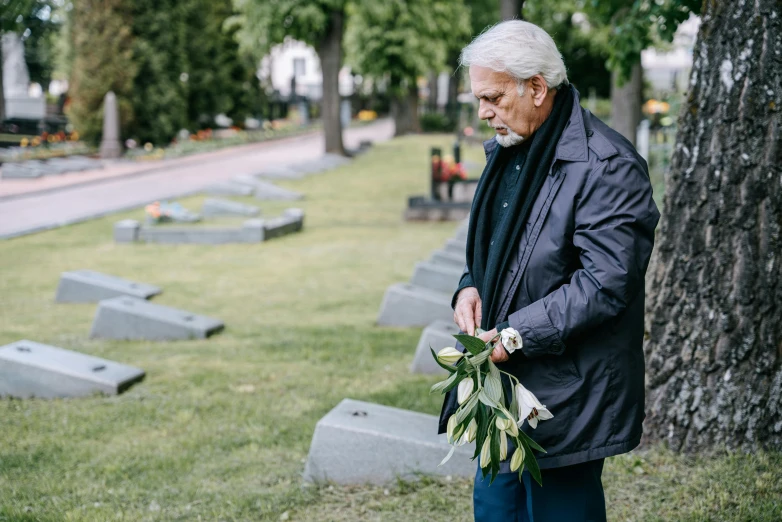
[466,85,574,330]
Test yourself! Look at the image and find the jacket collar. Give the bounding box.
[482,86,588,164]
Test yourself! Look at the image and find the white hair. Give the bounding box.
[460,20,568,89]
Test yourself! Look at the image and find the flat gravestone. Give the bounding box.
[201,198,260,217]
[0,340,145,399]
[136,219,265,244]
[204,181,255,197]
[254,165,306,180]
[55,270,161,302]
[410,320,461,374]
[430,249,466,269]
[376,283,453,327]
[1,163,46,179]
[264,208,304,239]
[90,296,224,341]
[46,156,102,172]
[303,398,475,485]
[410,261,463,294]
[232,175,303,201]
[444,238,467,256]
[114,220,141,243]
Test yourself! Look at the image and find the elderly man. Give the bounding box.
[438,21,660,522]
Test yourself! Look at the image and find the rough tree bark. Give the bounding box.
[316,9,345,156]
[500,0,524,21]
[643,0,782,453]
[610,61,643,147]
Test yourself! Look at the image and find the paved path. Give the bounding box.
[0,120,394,239]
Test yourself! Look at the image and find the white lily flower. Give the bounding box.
[515,383,554,429]
[500,327,523,354]
[495,412,519,437]
[499,432,508,460]
[457,378,474,404]
[446,414,465,444]
[510,445,525,472]
[479,436,492,468]
[437,347,463,365]
[457,419,478,445]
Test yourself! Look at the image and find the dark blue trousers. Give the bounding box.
[473,459,606,522]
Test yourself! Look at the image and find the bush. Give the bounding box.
[420,112,455,133]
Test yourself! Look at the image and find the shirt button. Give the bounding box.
[515,165,520,170]
[503,202,508,208]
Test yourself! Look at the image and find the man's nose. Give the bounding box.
[478,100,494,120]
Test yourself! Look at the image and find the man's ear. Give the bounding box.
[529,75,549,107]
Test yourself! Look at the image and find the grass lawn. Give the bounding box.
[1,134,779,521]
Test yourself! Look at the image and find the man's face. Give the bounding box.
[469,65,537,147]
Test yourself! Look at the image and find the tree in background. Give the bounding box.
[346,0,470,136]
[582,0,700,145]
[643,0,781,452]
[233,0,349,155]
[66,0,136,144]
[127,0,189,145]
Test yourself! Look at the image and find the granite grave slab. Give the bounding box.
[410,261,463,294]
[0,340,145,399]
[429,249,466,269]
[232,175,303,201]
[376,283,453,327]
[90,296,224,340]
[201,198,261,217]
[303,398,475,484]
[410,320,461,374]
[204,181,255,197]
[55,270,161,302]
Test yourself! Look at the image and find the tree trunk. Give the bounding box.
[610,61,642,147]
[316,9,345,156]
[392,83,420,136]
[500,0,524,21]
[428,70,438,111]
[0,35,5,123]
[643,0,782,453]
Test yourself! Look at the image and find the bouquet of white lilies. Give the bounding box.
[430,328,553,485]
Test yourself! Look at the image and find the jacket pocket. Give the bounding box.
[555,349,581,388]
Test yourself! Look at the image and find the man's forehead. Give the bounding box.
[469,66,514,95]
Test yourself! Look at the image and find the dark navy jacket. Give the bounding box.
[439,90,661,469]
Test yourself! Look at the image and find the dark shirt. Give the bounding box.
[455,139,532,332]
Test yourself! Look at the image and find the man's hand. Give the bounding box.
[454,287,482,335]
[478,328,509,363]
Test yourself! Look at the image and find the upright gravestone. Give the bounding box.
[90,297,224,341]
[99,91,122,159]
[55,270,161,302]
[376,283,453,327]
[303,398,475,484]
[410,261,463,294]
[410,320,460,374]
[0,340,145,399]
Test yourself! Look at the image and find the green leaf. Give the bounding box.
[454,394,479,425]
[477,389,500,408]
[429,370,458,394]
[439,445,456,467]
[473,405,488,460]
[469,348,492,367]
[429,348,457,374]
[484,375,502,403]
[453,334,488,356]
[521,437,543,487]
[488,360,501,382]
[488,426,501,486]
[517,429,547,454]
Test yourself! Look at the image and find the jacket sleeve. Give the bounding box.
[507,155,660,358]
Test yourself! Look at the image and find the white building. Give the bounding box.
[259,38,354,100]
[641,15,701,94]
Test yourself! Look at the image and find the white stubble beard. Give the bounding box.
[489,123,525,147]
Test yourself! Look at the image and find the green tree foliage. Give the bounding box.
[347,0,470,94]
[582,0,701,82]
[232,0,349,154]
[128,0,189,145]
[66,0,136,144]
